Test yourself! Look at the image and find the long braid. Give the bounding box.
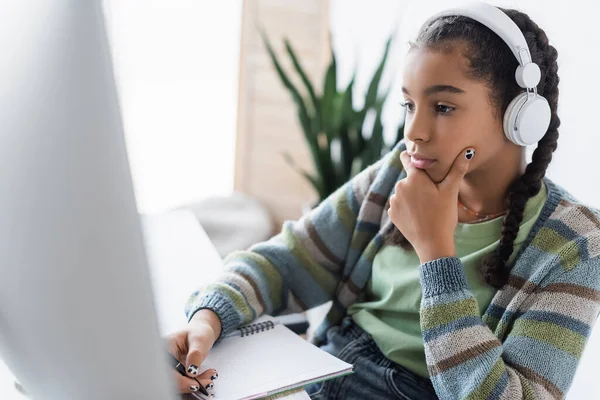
[481,9,560,288]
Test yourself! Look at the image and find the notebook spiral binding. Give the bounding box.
[237,320,276,337]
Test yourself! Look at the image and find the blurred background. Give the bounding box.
[102,0,599,251]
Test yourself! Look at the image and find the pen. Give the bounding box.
[167,352,209,397]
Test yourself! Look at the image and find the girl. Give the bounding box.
[168,3,600,399]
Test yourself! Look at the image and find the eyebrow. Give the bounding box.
[402,85,466,96]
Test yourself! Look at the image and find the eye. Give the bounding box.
[436,104,455,114]
[400,101,415,113]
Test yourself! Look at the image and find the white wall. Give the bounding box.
[104,0,242,214]
[330,0,600,209]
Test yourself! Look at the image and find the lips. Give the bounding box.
[408,152,436,169]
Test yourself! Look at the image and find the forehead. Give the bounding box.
[402,44,478,94]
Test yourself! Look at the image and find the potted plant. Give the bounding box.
[261,31,405,205]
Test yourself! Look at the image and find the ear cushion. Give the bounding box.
[503,93,551,146]
[503,93,528,144]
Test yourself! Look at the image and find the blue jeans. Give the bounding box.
[304,316,439,400]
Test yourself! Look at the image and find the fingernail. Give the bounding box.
[194,382,209,396]
[465,149,475,160]
[206,382,214,390]
[211,372,219,380]
[187,364,199,376]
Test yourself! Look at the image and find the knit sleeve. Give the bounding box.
[184,158,386,341]
[418,255,600,399]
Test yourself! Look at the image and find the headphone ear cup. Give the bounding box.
[503,93,528,144]
[503,93,551,146]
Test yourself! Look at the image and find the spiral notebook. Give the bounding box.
[190,315,353,400]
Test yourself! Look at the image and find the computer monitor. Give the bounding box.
[0,2,178,399]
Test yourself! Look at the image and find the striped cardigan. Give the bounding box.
[185,140,600,399]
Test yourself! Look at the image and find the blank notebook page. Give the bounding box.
[194,319,352,400]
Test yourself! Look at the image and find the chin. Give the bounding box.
[424,165,445,184]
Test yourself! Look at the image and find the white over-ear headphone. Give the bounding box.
[420,1,551,146]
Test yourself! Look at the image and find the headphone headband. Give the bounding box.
[420,2,538,87]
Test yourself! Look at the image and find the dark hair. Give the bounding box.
[386,7,560,289]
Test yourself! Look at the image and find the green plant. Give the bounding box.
[261,30,405,203]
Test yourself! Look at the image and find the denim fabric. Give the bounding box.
[304,316,439,400]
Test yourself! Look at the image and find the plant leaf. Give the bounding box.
[285,39,320,121]
[260,29,312,136]
[282,152,325,200]
[337,77,355,177]
[315,48,338,195]
[394,114,406,147]
[360,35,393,119]
[321,48,337,134]
[358,108,384,174]
[261,29,329,191]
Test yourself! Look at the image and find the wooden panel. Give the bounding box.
[250,10,324,53]
[234,0,330,228]
[257,0,322,14]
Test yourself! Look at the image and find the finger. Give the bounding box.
[173,371,204,394]
[166,330,189,364]
[197,368,219,382]
[197,368,219,391]
[185,330,212,378]
[194,378,215,393]
[202,379,216,392]
[399,151,416,176]
[440,147,474,192]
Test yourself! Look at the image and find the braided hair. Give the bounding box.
[386,7,560,289]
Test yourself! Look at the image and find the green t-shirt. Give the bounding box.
[346,182,548,378]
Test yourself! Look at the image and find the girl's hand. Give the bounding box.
[388,148,474,263]
[166,311,221,395]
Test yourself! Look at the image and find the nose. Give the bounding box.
[404,109,432,143]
